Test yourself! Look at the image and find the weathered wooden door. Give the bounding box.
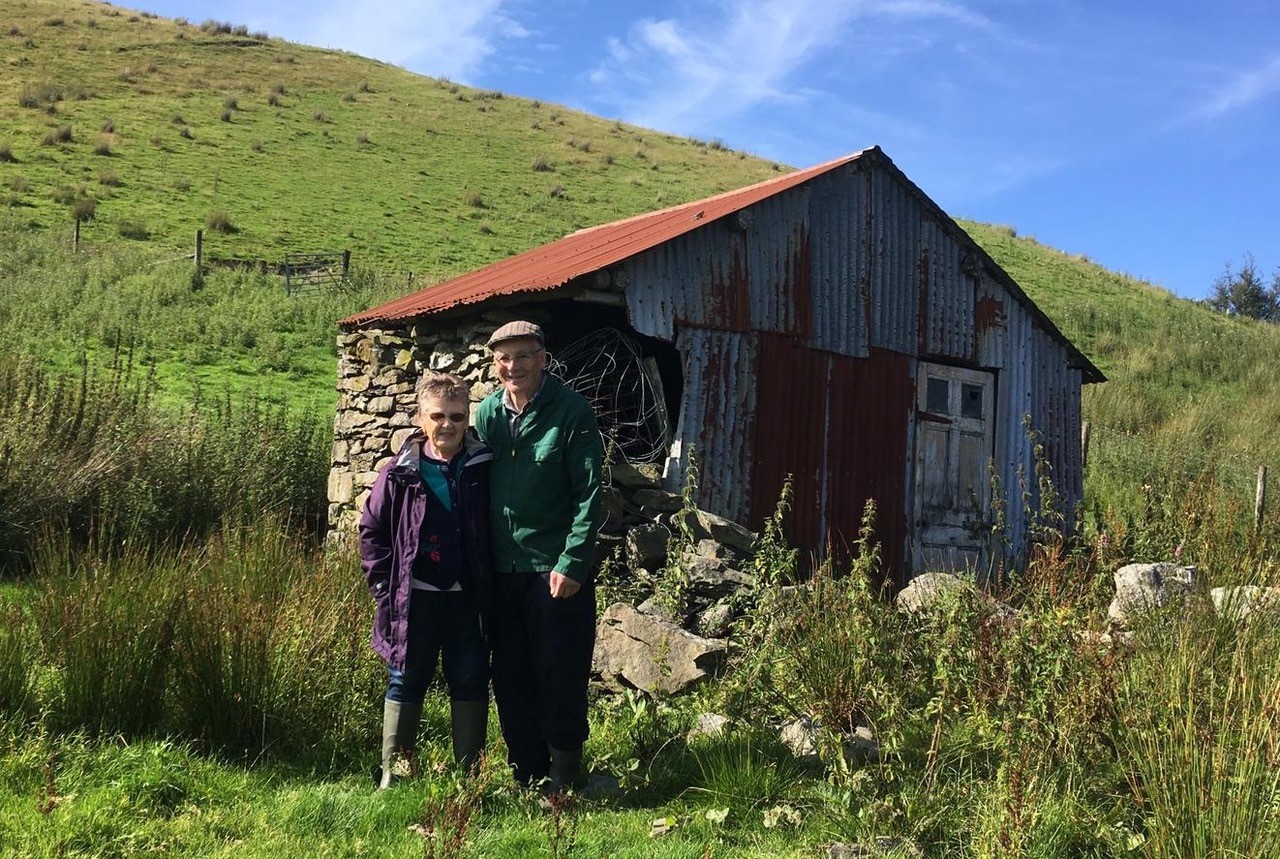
[912,362,995,576]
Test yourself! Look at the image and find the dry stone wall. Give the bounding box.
[328,309,544,534]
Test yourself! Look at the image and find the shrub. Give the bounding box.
[601,153,614,166]
[171,113,185,124]
[250,140,264,152]
[50,186,77,205]
[312,111,328,123]
[220,109,232,122]
[463,190,484,208]
[0,143,13,163]
[72,197,97,222]
[530,154,552,172]
[205,210,235,233]
[359,80,372,93]
[231,24,248,37]
[98,169,120,186]
[117,219,149,240]
[173,178,191,192]
[548,183,565,199]
[477,222,493,235]
[179,126,192,139]
[100,117,115,133]
[223,96,238,110]
[93,140,111,156]
[267,93,281,107]
[251,31,268,41]
[20,83,62,109]
[354,132,369,145]
[8,175,28,192]
[342,92,356,102]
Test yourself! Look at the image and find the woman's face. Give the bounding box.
[416,395,469,458]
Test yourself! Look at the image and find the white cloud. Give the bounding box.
[1194,53,1280,120]
[584,0,998,135]
[240,0,526,83]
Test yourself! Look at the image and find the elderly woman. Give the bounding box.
[359,372,493,787]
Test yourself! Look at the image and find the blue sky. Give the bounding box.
[135,0,1280,300]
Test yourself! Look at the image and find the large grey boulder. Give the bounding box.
[593,604,728,695]
[1210,586,1280,622]
[1108,562,1195,626]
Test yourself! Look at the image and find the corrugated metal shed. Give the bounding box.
[340,146,1104,582]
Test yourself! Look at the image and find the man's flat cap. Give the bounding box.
[486,320,545,349]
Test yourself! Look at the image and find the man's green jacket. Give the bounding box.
[473,375,604,583]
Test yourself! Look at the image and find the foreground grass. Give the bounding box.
[0,701,839,859]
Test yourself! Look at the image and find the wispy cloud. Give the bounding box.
[242,0,526,83]
[584,0,998,135]
[1193,53,1280,121]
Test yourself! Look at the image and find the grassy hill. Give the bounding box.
[1,0,781,278]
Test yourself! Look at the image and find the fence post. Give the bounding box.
[1080,420,1091,472]
[194,229,203,270]
[342,249,351,280]
[1256,465,1268,535]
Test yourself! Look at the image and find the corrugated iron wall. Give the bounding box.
[671,327,759,525]
[622,158,1086,578]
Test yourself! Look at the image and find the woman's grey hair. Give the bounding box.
[415,372,469,409]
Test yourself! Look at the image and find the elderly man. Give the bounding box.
[359,372,493,787]
[473,320,603,794]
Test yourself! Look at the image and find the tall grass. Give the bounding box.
[24,517,382,766]
[1119,596,1280,858]
[0,351,329,573]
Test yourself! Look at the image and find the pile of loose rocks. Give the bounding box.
[591,460,760,697]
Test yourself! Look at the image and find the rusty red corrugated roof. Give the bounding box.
[340,149,875,327]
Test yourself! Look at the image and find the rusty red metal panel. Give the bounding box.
[750,334,830,551]
[751,334,914,583]
[823,349,914,586]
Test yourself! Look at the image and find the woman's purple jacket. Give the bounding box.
[357,430,494,672]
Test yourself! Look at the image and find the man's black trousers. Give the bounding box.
[489,571,596,786]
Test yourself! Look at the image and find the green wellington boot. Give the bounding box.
[376,698,423,789]
[450,699,489,776]
[546,744,583,795]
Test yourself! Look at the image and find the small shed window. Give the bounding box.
[961,383,983,419]
[926,377,949,414]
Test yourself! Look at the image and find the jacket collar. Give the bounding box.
[390,430,492,480]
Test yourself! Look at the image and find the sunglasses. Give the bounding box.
[426,412,468,424]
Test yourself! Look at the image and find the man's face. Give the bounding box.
[491,337,546,401]
[416,395,469,458]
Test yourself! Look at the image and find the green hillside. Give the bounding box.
[0,0,780,277]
